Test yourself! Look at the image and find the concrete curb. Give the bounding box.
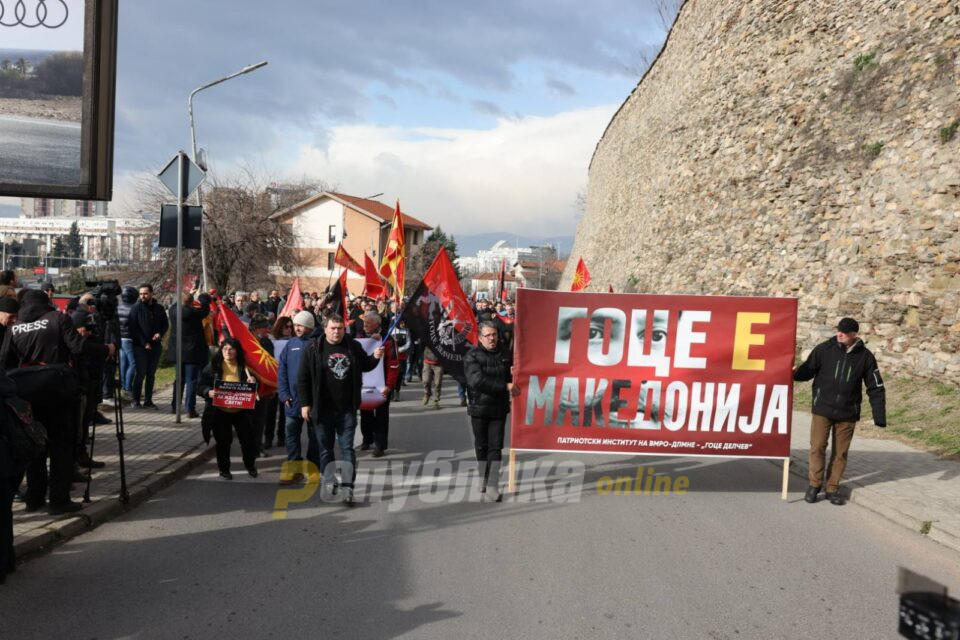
[14,442,214,560]
[773,454,960,555]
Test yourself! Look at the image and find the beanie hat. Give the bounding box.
[293,310,315,329]
[0,297,19,313]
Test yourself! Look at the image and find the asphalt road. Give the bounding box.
[1,387,958,639]
[0,114,81,185]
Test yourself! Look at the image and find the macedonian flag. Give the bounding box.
[217,302,278,394]
[571,257,591,292]
[379,200,406,299]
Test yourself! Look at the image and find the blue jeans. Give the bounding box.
[285,414,320,468]
[171,363,200,413]
[119,338,135,392]
[132,344,162,404]
[313,410,357,488]
[457,382,466,400]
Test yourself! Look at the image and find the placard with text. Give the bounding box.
[511,289,797,458]
[213,380,257,410]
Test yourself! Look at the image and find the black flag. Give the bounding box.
[401,248,478,383]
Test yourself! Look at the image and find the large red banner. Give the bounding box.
[511,289,797,458]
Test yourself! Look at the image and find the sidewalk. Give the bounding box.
[12,386,213,558]
[787,411,960,553]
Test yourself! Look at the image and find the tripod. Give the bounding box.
[82,359,129,504]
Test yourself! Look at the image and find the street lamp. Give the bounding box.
[188,61,268,290]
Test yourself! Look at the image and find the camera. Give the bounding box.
[86,279,122,321]
[898,568,960,639]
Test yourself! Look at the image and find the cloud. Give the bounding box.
[290,104,616,237]
[471,100,507,118]
[111,1,668,173]
[546,78,577,96]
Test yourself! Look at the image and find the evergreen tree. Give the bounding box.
[404,226,462,290]
[66,221,82,258]
[51,236,66,268]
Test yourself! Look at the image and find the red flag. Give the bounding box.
[363,252,385,299]
[278,277,304,318]
[334,243,365,276]
[216,302,278,394]
[379,200,406,298]
[571,257,591,292]
[401,247,478,382]
[470,291,477,305]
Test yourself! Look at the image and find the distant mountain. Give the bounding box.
[0,49,69,64]
[453,232,574,257]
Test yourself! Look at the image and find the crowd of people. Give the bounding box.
[0,272,518,583]
[0,258,890,589]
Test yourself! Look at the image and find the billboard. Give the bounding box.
[0,0,119,200]
[511,289,797,459]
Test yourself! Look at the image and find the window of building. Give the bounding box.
[412,230,419,245]
[328,225,336,244]
[328,252,335,271]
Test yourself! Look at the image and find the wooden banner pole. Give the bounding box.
[507,449,517,493]
[781,457,790,500]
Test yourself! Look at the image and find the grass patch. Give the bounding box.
[853,52,878,73]
[862,140,884,159]
[154,361,176,390]
[940,120,959,144]
[793,375,960,460]
[920,520,933,535]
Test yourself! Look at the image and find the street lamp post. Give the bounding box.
[188,61,268,291]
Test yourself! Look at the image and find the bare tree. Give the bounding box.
[125,166,326,295]
[201,169,324,293]
[654,0,682,32]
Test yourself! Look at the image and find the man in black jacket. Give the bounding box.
[794,317,886,505]
[464,320,514,501]
[297,314,383,505]
[128,284,169,408]
[10,290,112,514]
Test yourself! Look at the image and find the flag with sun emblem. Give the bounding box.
[217,302,278,394]
[570,257,591,292]
[401,247,478,383]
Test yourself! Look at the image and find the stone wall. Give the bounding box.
[567,0,960,380]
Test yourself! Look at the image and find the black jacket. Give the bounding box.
[11,298,106,366]
[296,335,380,418]
[166,294,211,365]
[128,299,169,348]
[0,365,22,478]
[118,300,134,340]
[197,361,253,401]
[464,344,513,419]
[794,338,886,425]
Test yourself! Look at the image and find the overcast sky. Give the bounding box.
[6,1,676,236]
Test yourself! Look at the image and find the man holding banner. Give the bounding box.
[296,314,384,505]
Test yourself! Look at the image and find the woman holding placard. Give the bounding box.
[197,338,261,480]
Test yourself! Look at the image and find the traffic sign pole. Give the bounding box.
[175,151,186,424]
[158,150,205,426]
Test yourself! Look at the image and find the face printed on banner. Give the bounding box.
[553,306,677,428]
